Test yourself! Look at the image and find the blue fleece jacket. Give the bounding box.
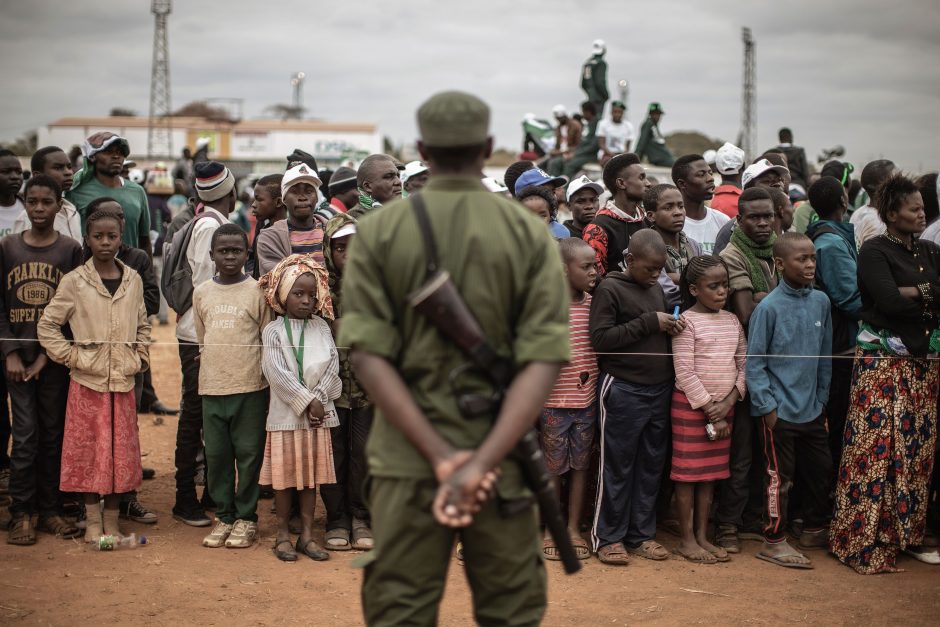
[746,280,832,423]
[806,220,862,319]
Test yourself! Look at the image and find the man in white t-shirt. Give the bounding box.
[596,100,636,165]
[0,150,25,238]
[672,153,729,254]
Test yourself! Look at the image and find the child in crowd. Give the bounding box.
[1,175,83,545]
[518,186,566,239]
[259,255,340,562]
[540,238,598,561]
[670,255,746,564]
[256,164,325,275]
[193,223,273,549]
[321,214,374,551]
[589,229,685,565]
[645,183,702,308]
[249,174,285,279]
[746,232,833,569]
[37,209,150,543]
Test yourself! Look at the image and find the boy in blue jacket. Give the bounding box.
[746,232,833,570]
[805,176,862,472]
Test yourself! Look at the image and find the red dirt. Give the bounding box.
[1,323,938,625]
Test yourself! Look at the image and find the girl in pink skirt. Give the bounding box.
[670,256,746,564]
[258,255,339,562]
[38,208,150,543]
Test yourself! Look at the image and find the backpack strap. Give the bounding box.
[807,224,837,242]
[410,193,439,280]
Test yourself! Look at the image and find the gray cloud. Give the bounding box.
[1,0,937,171]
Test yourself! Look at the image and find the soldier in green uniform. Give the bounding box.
[581,39,609,117]
[339,90,570,626]
[634,102,675,167]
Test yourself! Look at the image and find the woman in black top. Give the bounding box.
[830,173,940,573]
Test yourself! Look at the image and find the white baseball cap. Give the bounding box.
[566,175,603,202]
[281,162,322,196]
[481,176,509,193]
[703,149,717,166]
[742,159,789,188]
[332,223,357,239]
[401,160,429,184]
[592,39,606,54]
[715,142,746,175]
[552,104,568,118]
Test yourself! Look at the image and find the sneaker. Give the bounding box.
[0,469,9,494]
[172,506,212,527]
[202,520,233,548]
[904,545,940,565]
[225,519,258,548]
[120,498,158,524]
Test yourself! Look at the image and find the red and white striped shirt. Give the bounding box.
[545,294,598,408]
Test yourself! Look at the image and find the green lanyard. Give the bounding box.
[282,316,306,385]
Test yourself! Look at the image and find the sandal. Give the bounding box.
[715,524,740,554]
[798,528,828,551]
[706,545,731,562]
[596,542,630,565]
[756,541,814,569]
[273,538,298,562]
[38,514,82,539]
[351,518,373,550]
[324,527,352,551]
[673,545,718,564]
[295,537,330,561]
[542,537,560,561]
[628,540,669,561]
[570,530,591,560]
[7,514,36,546]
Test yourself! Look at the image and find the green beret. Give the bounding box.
[417,90,490,147]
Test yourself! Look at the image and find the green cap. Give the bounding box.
[649,102,665,114]
[417,90,490,147]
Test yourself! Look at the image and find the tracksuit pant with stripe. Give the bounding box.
[757,414,833,543]
[591,375,672,550]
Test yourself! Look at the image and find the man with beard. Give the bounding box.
[672,154,728,254]
[66,132,150,253]
[348,154,402,219]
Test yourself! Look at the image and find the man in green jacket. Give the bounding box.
[635,102,675,167]
[581,39,609,117]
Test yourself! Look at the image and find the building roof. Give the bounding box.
[46,116,376,134]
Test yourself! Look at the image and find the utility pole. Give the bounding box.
[290,72,306,118]
[148,0,173,158]
[618,79,629,111]
[740,27,756,160]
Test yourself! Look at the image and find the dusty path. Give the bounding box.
[1,324,939,625]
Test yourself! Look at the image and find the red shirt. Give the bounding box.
[545,294,598,408]
[711,184,742,219]
[330,197,349,214]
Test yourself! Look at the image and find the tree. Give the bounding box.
[665,131,723,159]
[264,104,306,121]
[109,107,138,117]
[0,130,38,156]
[172,101,237,122]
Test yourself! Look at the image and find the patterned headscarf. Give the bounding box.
[258,254,334,320]
[71,132,132,190]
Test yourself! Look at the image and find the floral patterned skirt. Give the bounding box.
[59,381,142,495]
[829,349,938,574]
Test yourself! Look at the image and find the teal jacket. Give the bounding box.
[746,281,832,423]
[807,220,862,353]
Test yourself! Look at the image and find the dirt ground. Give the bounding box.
[1,322,939,626]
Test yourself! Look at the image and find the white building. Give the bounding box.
[38,115,381,170]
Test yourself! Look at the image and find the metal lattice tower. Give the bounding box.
[147,0,173,158]
[739,27,756,160]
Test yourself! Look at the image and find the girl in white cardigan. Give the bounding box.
[258,255,340,562]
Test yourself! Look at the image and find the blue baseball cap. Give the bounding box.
[513,168,567,196]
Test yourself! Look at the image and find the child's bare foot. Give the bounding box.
[673,540,717,564]
[696,536,731,562]
[756,540,813,569]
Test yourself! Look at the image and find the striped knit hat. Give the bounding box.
[194,161,235,202]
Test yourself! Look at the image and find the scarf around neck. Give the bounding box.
[357,188,382,211]
[730,228,777,293]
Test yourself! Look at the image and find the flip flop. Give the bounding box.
[597,542,630,565]
[707,545,732,562]
[756,548,814,569]
[673,546,718,564]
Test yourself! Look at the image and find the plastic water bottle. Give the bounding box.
[94,533,145,551]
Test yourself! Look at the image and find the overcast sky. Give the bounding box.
[2,0,938,171]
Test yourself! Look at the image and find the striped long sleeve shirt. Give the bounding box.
[545,294,598,408]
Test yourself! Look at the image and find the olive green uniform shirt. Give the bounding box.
[339,176,570,490]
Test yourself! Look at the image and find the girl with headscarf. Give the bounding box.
[257,254,340,562]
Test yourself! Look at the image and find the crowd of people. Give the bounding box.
[0,97,938,585]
